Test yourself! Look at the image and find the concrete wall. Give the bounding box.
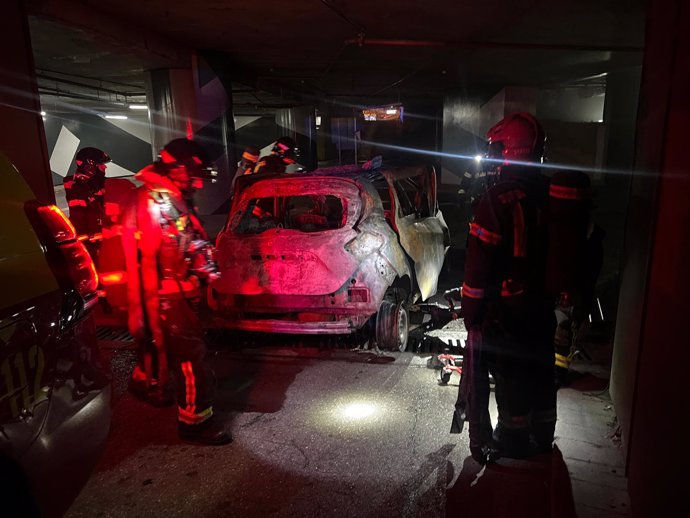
[611,1,690,516]
[43,113,152,184]
[0,0,53,202]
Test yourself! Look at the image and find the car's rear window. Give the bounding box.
[233,194,346,234]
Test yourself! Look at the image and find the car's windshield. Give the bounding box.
[232,194,346,235]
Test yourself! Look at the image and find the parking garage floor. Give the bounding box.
[65,324,629,518]
[53,183,629,516]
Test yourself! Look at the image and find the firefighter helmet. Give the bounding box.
[272,136,297,162]
[75,147,110,180]
[486,112,546,165]
[159,138,217,181]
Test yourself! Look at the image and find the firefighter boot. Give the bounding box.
[128,365,149,400]
[178,415,233,446]
[493,423,532,459]
[469,420,495,465]
[146,382,174,407]
[531,423,556,454]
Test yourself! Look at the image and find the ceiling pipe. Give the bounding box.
[344,38,643,52]
[36,68,142,90]
[36,73,144,98]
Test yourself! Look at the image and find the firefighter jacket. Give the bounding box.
[462,166,552,333]
[121,166,217,346]
[64,173,106,237]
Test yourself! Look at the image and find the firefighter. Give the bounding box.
[121,138,231,445]
[554,221,605,386]
[253,136,297,174]
[454,113,559,463]
[237,145,260,176]
[64,147,110,260]
[230,145,260,197]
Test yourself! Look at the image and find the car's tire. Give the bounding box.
[376,299,409,352]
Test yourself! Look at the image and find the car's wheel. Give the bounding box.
[376,299,409,352]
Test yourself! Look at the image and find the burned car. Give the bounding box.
[209,161,450,351]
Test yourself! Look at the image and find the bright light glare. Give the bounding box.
[40,111,46,116]
[385,108,398,115]
[316,115,322,126]
[474,155,482,163]
[104,115,128,120]
[342,402,376,420]
[129,104,148,110]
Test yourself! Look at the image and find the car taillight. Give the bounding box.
[37,204,76,243]
[37,204,99,299]
[60,241,99,296]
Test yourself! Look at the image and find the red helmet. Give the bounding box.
[486,112,545,164]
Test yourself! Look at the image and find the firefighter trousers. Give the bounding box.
[489,327,557,454]
[455,327,494,449]
[159,296,215,425]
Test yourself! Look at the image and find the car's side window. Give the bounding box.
[370,176,392,212]
[393,181,414,217]
[234,194,346,234]
[370,175,397,227]
[395,176,431,218]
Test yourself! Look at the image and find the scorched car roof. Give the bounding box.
[234,159,432,193]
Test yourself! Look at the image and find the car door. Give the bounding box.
[387,167,449,301]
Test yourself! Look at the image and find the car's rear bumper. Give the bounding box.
[209,290,379,334]
[212,316,365,334]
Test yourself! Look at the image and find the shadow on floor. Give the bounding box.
[446,445,576,518]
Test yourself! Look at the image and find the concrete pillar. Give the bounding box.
[596,66,643,318]
[275,106,318,170]
[191,53,236,216]
[441,87,537,185]
[0,1,53,202]
[144,52,236,216]
[610,0,690,516]
[144,68,198,160]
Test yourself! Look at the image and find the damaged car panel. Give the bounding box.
[383,166,450,301]
[211,163,448,346]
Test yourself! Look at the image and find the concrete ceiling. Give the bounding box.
[27,0,646,110]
